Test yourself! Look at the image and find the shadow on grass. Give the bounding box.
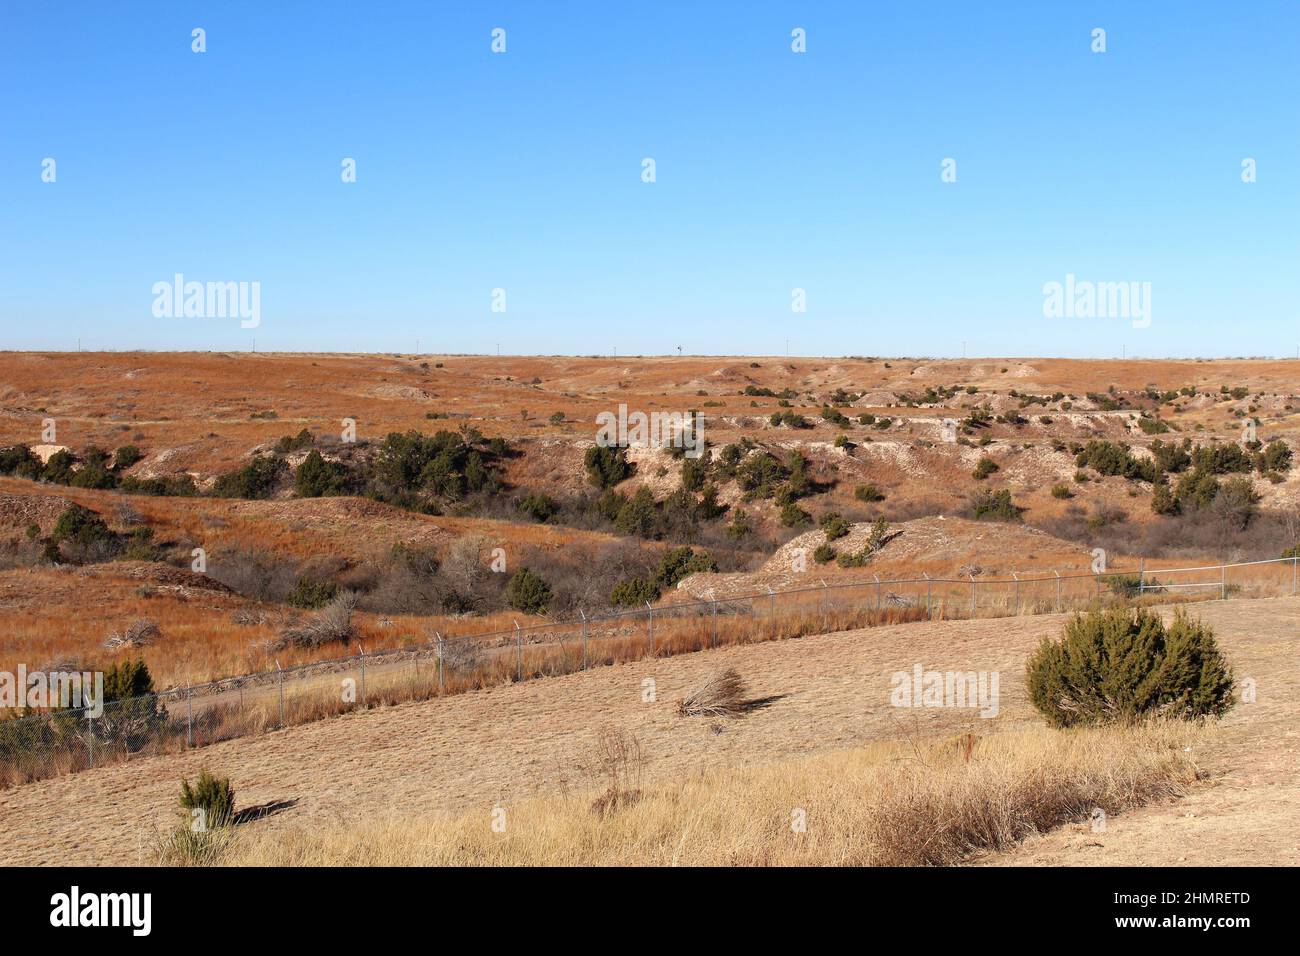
[233,798,298,825]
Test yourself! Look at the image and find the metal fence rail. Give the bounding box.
[2,553,1297,788]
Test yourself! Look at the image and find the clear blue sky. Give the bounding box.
[0,1,1295,357]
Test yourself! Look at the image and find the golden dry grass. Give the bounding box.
[6,596,1292,867]
[213,722,1203,867]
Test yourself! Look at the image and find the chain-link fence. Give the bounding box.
[4,554,1297,789]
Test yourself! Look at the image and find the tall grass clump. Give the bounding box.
[677,668,749,717]
[156,769,237,865]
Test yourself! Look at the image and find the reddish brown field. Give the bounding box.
[3,352,1298,688]
[3,352,1298,510]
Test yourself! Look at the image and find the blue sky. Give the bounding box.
[0,1,1295,357]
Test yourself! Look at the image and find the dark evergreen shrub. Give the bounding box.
[1026,606,1234,728]
[506,567,551,614]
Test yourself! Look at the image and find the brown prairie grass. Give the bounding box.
[214,721,1204,867]
[587,726,647,817]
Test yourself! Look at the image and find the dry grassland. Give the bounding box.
[1,596,1294,866]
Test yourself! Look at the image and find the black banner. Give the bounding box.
[0,866,1276,941]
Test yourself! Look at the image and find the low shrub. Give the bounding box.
[854,483,884,503]
[969,489,1021,522]
[517,492,559,523]
[275,591,358,650]
[288,576,340,609]
[179,769,236,830]
[49,504,121,563]
[213,455,288,499]
[610,577,660,607]
[584,446,633,489]
[1026,606,1235,728]
[820,513,850,541]
[294,450,352,497]
[655,547,717,587]
[506,567,552,614]
[779,503,811,528]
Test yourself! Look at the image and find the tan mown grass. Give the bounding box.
[214,722,1204,867]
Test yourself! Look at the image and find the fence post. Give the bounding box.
[711,598,718,648]
[1221,563,1227,600]
[1139,560,1145,597]
[276,660,284,729]
[436,632,445,694]
[513,621,523,681]
[1012,572,1019,615]
[1294,555,1297,595]
[874,574,881,612]
[970,575,976,618]
[358,644,367,705]
[186,685,193,748]
[924,573,932,618]
[86,710,93,769]
[1054,571,1061,612]
[646,601,654,657]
